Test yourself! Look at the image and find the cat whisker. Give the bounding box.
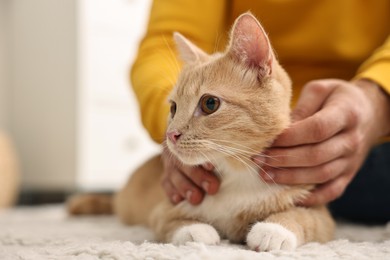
[205,139,299,171]
[158,69,177,90]
[167,139,285,184]
[198,150,224,179]
[211,145,276,191]
[204,140,257,156]
[207,138,265,155]
[207,138,300,161]
[198,140,279,189]
[150,44,179,78]
[201,140,262,161]
[150,50,179,89]
[213,145,287,173]
[257,165,278,186]
[187,140,264,172]
[162,35,180,73]
[201,141,262,179]
[213,32,222,53]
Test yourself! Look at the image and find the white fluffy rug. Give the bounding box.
[1,205,390,259]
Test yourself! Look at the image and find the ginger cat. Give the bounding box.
[68,13,334,251]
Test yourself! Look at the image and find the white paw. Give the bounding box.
[171,223,220,245]
[247,222,297,251]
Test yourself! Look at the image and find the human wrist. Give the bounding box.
[353,78,390,138]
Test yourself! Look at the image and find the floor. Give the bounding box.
[1,205,389,259]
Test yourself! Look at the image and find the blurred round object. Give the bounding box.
[0,131,20,208]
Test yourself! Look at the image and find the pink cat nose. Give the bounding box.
[167,130,182,144]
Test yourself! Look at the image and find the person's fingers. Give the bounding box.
[291,79,339,121]
[260,158,348,185]
[273,104,349,147]
[181,165,220,195]
[170,168,204,205]
[265,132,358,168]
[298,174,351,206]
[161,178,184,204]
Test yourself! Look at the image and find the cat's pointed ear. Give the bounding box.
[228,13,273,75]
[174,32,209,64]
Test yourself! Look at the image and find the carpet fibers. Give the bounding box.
[1,205,390,259]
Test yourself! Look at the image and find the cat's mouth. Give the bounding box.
[167,141,211,166]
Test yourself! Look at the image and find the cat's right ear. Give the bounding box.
[228,13,273,76]
[173,32,209,64]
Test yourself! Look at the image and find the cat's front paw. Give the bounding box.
[247,222,297,251]
[172,223,220,245]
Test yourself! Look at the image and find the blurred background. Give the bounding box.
[0,0,159,204]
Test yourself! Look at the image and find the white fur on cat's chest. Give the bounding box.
[177,163,284,231]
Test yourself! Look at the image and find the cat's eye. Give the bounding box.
[200,95,220,115]
[170,102,177,118]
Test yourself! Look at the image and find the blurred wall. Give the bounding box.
[76,0,157,191]
[0,1,9,129]
[1,0,157,192]
[9,0,78,191]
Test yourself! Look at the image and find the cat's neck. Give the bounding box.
[213,155,276,192]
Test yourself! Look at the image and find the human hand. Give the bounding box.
[255,79,390,206]
[160,146,220,205]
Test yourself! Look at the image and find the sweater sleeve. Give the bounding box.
[131,0,228,143]
[355,35,390,96]
[355,35,390,142]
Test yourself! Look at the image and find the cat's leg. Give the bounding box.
[114,155,165,226]
[150,201,220,245]
[247,206,334,251]
[68,156,164,216]
[114,155,220,245]
[172,223,221,245]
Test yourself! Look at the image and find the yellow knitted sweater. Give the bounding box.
[131,0,390,143]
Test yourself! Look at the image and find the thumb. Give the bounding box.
[292,80,339,122]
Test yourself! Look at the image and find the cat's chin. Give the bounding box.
[176,154,208,166]
[168,147,208,166]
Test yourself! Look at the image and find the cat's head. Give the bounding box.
[166,13,292,166]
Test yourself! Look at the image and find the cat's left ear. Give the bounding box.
[174,32,209,64]
[228,13,273,76]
